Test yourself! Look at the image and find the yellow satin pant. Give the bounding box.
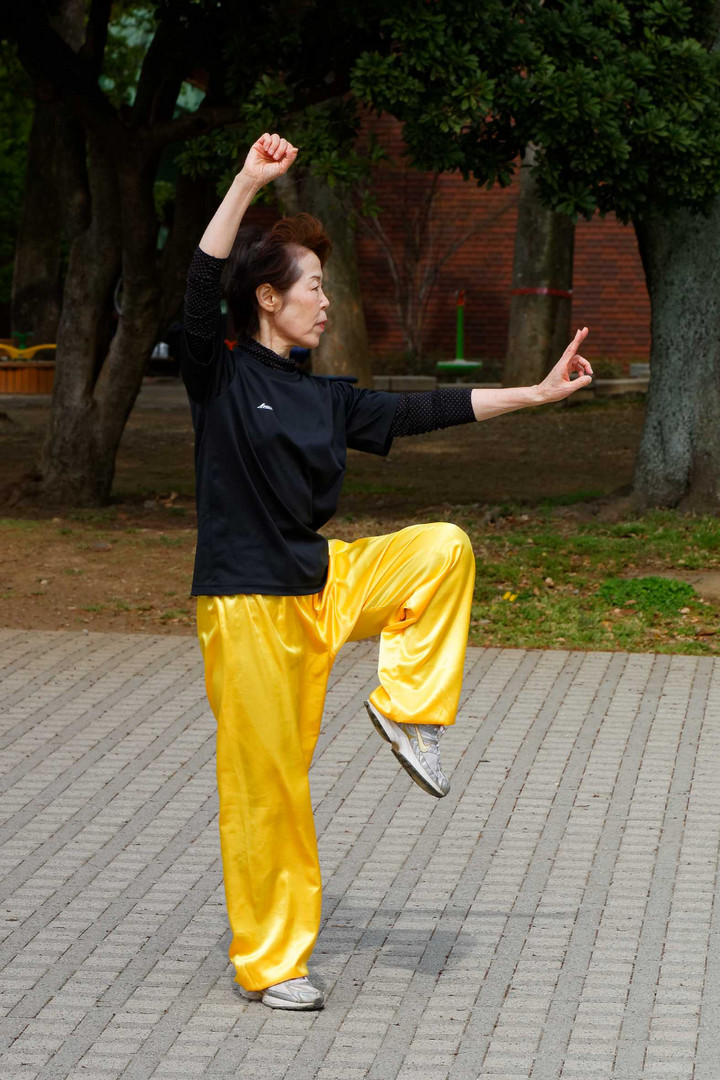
[196,521,475,992]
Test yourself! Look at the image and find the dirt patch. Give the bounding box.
[0,394,651,636]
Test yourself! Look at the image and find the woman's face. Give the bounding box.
[259,247,329,350]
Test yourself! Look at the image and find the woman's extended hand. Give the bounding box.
[536,327,593,403]
[239,133,299,189]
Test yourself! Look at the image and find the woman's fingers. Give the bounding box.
[256,132,280,157]
[256,133,297,162]
[246,134,299,183]
[565,326,589,353]
[254,133,272,158]
[560,329,591,370]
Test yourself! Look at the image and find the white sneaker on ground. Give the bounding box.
[240,976,325,1010]
[363,699,450,798]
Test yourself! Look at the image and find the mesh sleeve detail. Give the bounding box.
[183,246,226,364]
[389,388,476,437]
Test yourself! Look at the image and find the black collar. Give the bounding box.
[236,333,299,373]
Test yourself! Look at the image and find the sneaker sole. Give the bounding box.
[262,992,325,1010]
[364,700,448,798]
[238,986,325,1010]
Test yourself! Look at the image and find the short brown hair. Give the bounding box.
[222,213,332,337]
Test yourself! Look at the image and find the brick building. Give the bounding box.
[356,113,650,371]
[248,111,651,374]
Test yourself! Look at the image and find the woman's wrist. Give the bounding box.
[470,383,545,421]
[232,171,263,198]
[198,174,262,258]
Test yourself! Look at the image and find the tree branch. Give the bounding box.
[7,3,119,145]
[147,104,242,152]
[132,13,201,130]
[78,0,112,77]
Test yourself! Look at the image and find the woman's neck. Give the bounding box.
[254,326,292,358]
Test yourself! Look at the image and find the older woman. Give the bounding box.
[180,132,592,1012]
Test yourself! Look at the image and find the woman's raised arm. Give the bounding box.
[180,134,300,393]
[199,133,299,258]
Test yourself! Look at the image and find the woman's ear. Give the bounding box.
[256,282,277,314]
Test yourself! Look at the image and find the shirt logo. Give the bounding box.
[256,402,274,410]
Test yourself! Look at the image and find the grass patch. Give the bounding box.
[151,534,184,548]
[0,518,40,531]
[109,597,132,611]
[342,479,401,495]
[66,508,118,524]
[159,607,191,621]
[463,507,720,654]
[598,576,696,615]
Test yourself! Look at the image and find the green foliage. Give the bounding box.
[176,86,387,214]
[588,357,624,378]
[352,0,720,223]
[153,180,175,225]
[99,3,157,108]
[598,574,696,613]
[511,0,720,221]
[351,0,519,181]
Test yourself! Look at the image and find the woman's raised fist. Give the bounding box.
[240,133,299,188]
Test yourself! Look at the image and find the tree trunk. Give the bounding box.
[274,171,374,387]
[632,202,720,511]
[36,135,208,506]
[10,0,86,344]
[38,133,123,505]
[503,145,575,387]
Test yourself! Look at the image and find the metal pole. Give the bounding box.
[455,290,466,360]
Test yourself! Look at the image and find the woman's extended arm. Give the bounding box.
[387,329,593,439]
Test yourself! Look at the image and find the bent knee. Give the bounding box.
[426,521,474,561]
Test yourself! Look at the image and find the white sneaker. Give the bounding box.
[241,976,325,1010]
[364,699,450,798]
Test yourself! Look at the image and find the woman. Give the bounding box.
[180,132,593,1012]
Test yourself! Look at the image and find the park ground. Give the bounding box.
[1,392,719,654]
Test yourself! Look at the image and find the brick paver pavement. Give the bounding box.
[1,629,718,1080]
